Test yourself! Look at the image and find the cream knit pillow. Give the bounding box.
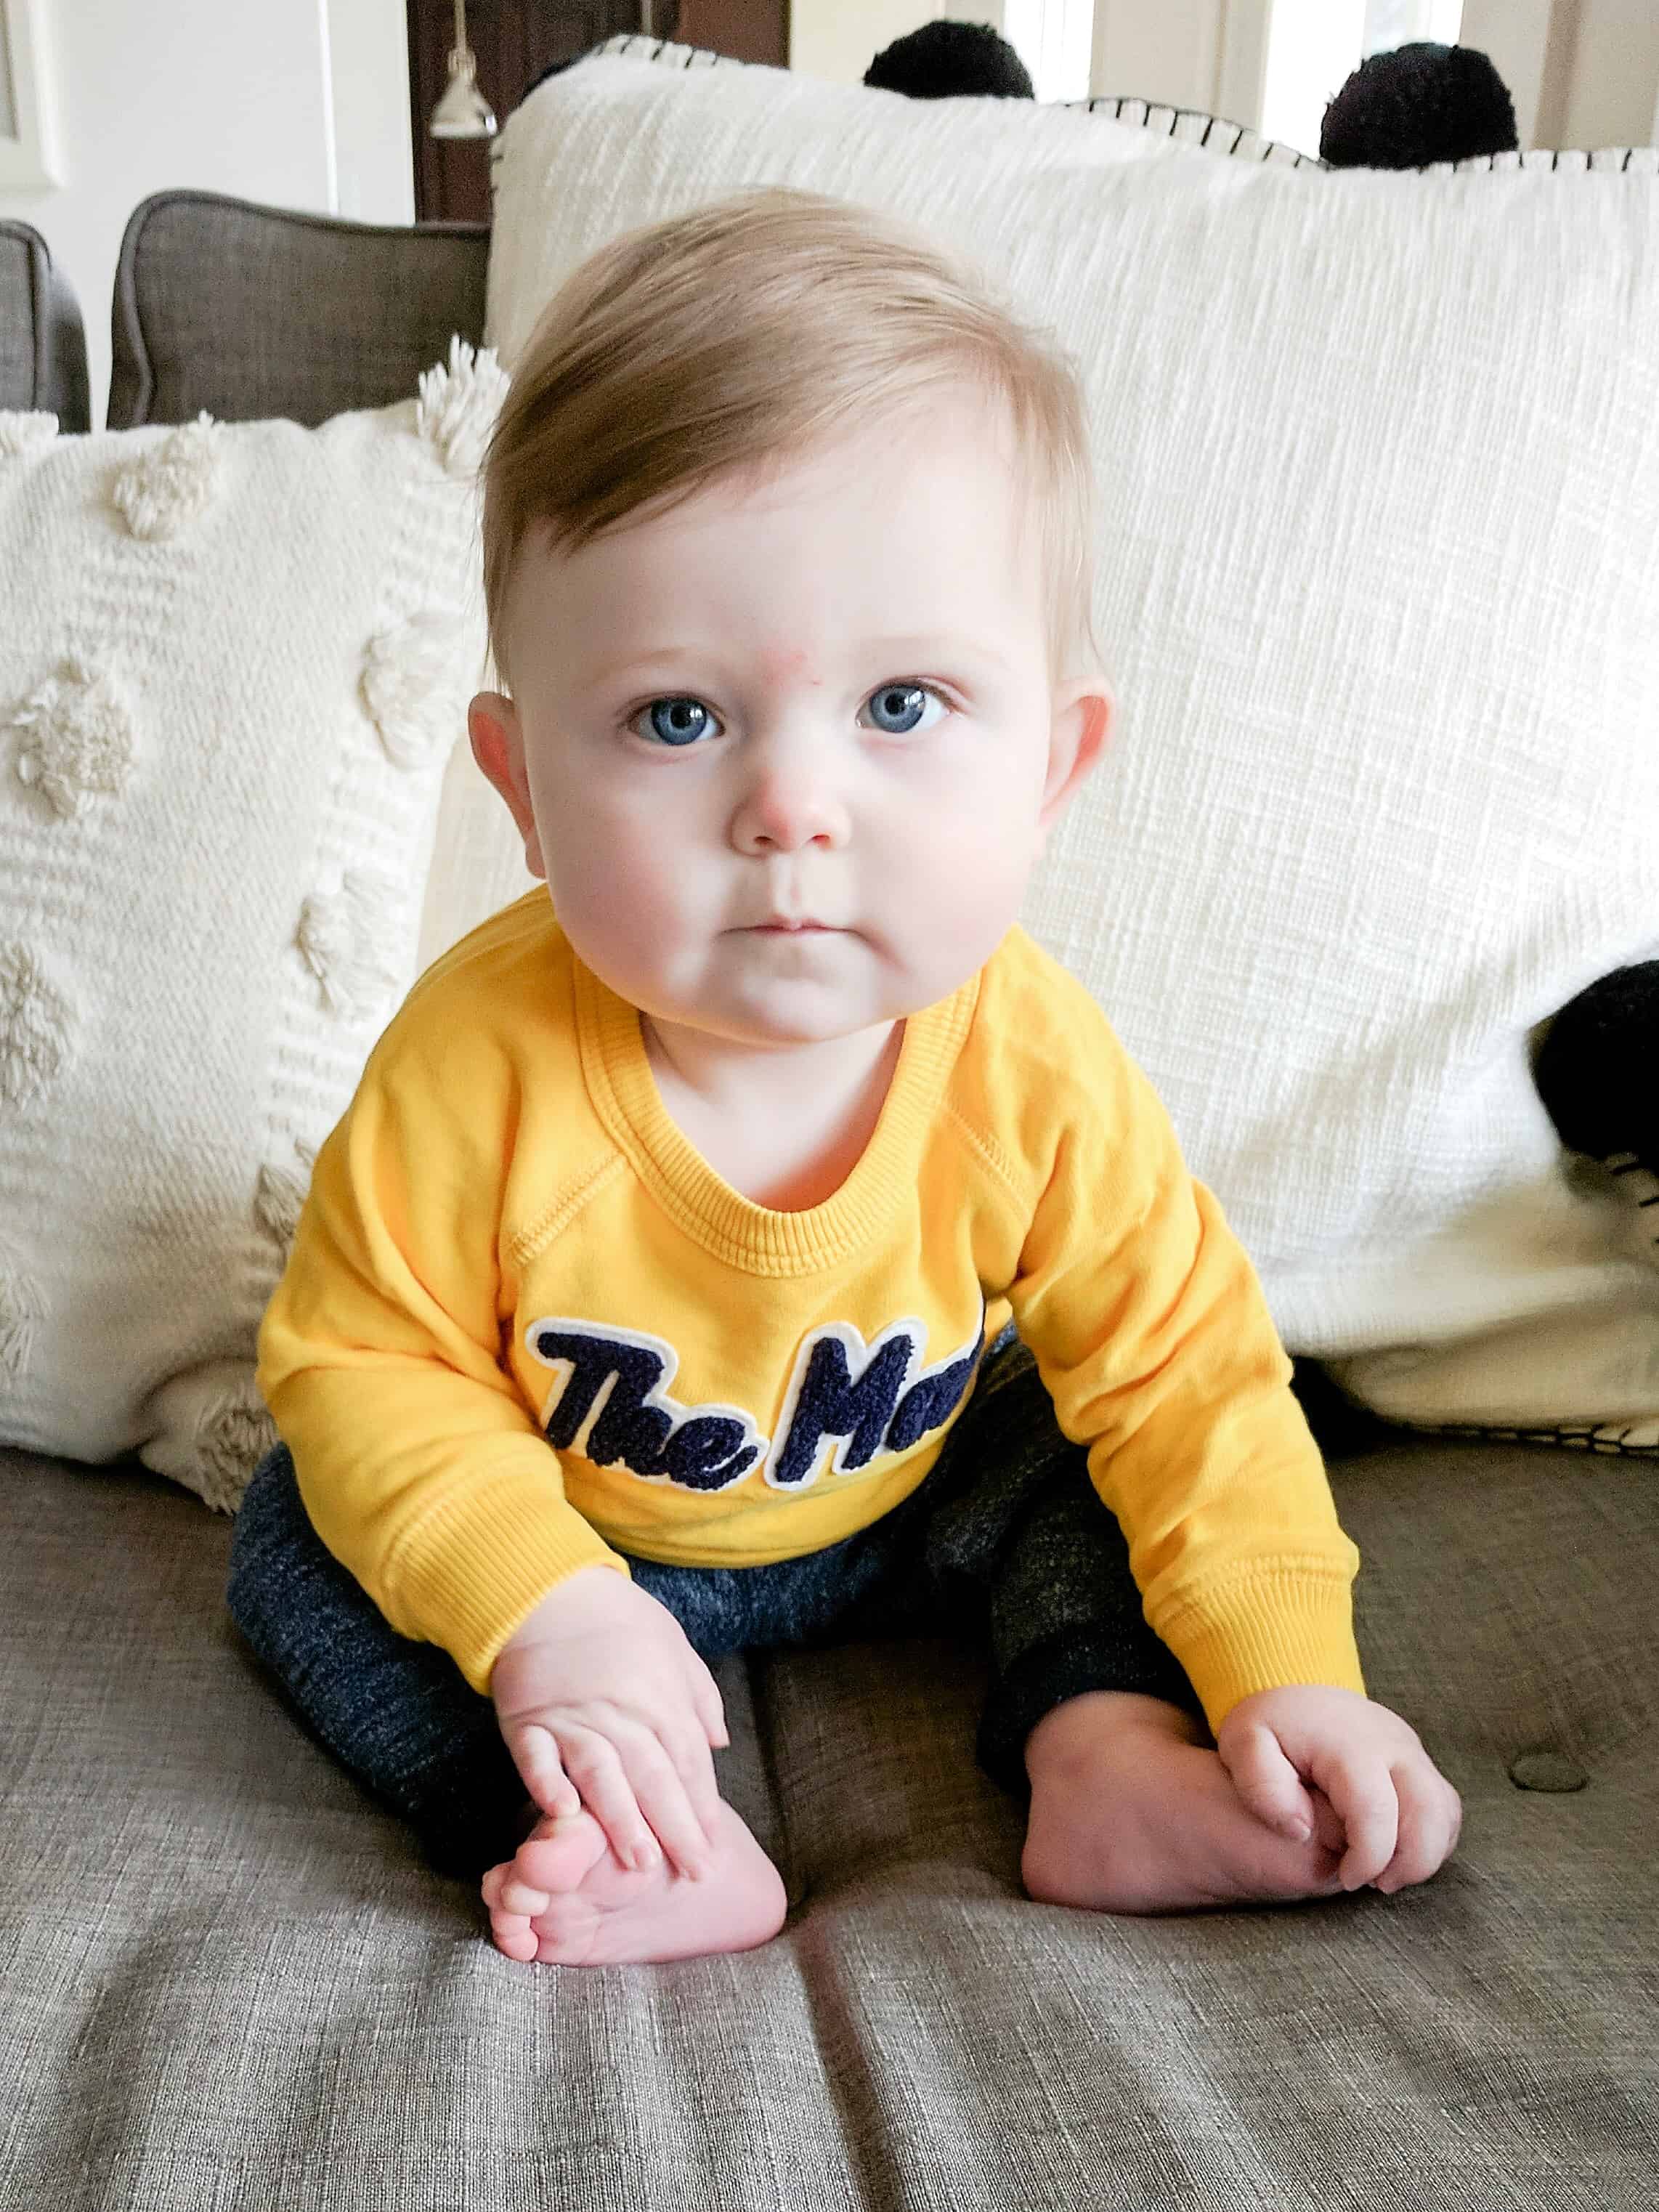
[484,49,1659,1454]
[0,341,508,1510]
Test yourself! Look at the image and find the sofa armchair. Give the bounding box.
[2,182,1655,2211]
[0,214,89,429]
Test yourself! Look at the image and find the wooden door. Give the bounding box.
[676,2,787,68]
[407,1,790,223]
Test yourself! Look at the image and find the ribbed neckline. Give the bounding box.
[572,955,981,1277]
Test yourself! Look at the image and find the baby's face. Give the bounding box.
[471,392,1111,1049]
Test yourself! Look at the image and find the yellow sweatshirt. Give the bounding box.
[256,889,1365,1730]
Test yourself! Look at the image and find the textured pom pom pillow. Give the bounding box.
[482,44,1659,1456]
[0,341,509,1510]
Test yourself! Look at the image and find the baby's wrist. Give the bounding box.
[498,1562,630,1657]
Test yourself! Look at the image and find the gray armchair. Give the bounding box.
[108,188,488,431]
[0,215,90,429]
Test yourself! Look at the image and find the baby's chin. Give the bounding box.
[638,971,930,1052]
[646,992,901,1052]
[597,931,991,1048]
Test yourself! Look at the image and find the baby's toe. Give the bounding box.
[514,1809,612,1892]
[481,1859,551,1918]
[488,1908,543,1963]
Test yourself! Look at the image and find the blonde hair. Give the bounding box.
[479,187,1100,690]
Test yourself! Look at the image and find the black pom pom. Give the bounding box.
[1533,962,1659,1170]
[1319,43,1518,169]
[864,20,1035,100]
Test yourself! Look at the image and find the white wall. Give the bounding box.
[1551,0,1659,151]
[1458,0,1554,144]
[0,0,412,429]
[329,0,416,228]
[1090,0,1225,109]
[791,1,1006,86]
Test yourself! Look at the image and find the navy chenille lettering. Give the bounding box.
[660,1416,760,1492]
[529,1321,762,1494]
[767,1327,917,1490]
[527,1311,981,1496]
[885,1337,982,1454]
[535,1329,664,1457]
[764,1311,984,1490]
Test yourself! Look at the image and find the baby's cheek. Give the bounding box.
[901,849,1027,994]
[920,806,1036,918]
[548,823,705,989]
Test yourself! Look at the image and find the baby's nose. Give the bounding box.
[730,747,850,854]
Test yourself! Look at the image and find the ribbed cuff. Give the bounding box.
[386,1460,632,1697]
[1155,1568,1366,1739]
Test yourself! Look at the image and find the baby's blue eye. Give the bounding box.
[632,697,718,747]
[860,684,946,737]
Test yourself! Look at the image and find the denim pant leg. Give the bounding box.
[915,1325,1207,1800]
[227,1438,937,1884]
[227,1444,536,1880]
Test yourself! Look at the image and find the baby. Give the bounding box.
[231,187,1462,1968]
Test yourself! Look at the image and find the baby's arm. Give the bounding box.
[1007,1032,1366,1727]
[261,990,746,1894]
[258,1021,634,1710]
[1003,1013,1464,1886]
[490,1566,730,1881]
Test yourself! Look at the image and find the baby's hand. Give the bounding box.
[1214,1685,1463,1895]
[490,1566,730,1880]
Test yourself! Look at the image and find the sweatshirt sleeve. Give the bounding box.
[255,1021,630,1699]
[1004,1029,1365,1738]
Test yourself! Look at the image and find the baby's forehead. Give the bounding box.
[498,390,1057,671]
[754,644,818,684]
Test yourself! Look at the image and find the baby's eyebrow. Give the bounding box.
[572,647,711,695]
[861,634,1007,668]
[576,636,1012,692]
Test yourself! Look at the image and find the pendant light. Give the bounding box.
[429,0,498,139]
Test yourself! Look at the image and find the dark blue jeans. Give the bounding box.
[227,1325,1204,1881]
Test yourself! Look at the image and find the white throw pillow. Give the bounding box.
[484,49,1659,1454]
[0,340,508,1510]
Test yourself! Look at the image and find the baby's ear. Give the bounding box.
[467,691,546,880]
[1039,678,1114,835]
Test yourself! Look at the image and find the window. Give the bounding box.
[1002,0,1096,103]
[1259,0,1464,156]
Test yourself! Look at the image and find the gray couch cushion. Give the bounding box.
[107,190,490,430]
[2,1435,1654,2207]
[0,217,90,430]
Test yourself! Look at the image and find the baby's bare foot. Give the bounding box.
[1021,1690,1352,1915]
[481,1799,789,1966]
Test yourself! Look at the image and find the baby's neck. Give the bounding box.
[640,1016,904,1212]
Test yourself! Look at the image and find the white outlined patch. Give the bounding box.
[763,1309,983,1491]
[523,1307,985,1496]
[525,1316,764,1494]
